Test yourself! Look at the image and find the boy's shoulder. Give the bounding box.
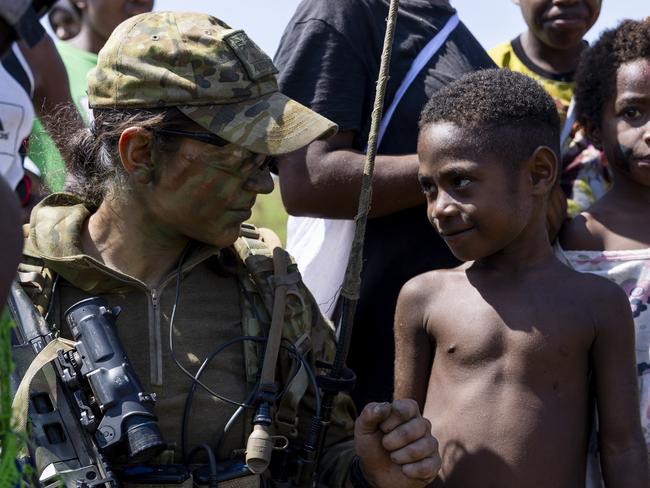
[398,263,472,310]
[403,262,471,291]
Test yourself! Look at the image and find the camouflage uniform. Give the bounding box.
[17,11,357,487]
[21,193,357,487]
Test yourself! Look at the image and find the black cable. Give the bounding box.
[187,444,218,488]
[180,335,264,462]
[171,245,323,477]
[181,337,304,461]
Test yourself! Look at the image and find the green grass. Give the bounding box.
[248,181,288,245]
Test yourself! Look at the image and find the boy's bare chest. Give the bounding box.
[428,288,594,375]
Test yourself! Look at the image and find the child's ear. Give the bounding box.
[118,127,155,184]
[527,146,557,196]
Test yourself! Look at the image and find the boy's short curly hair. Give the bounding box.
[419,68,560,169]
[574,18,650,129]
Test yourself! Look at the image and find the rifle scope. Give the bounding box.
[64,297,165,464]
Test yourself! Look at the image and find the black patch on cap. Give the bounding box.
[223,30,278,81]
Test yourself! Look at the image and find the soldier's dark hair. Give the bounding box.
[574,18,650,130]
[419,68,561,170]
[51,106,189,208]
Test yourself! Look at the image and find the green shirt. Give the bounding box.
[27,43,97,191]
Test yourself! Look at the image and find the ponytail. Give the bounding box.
[47,106,188,207]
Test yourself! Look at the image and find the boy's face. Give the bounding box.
[516,0,601,49]
[417,123,532,262]
[596,58,650,188]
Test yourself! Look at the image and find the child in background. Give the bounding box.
[558,17,650,464]
[27,0,154,192]
[490,0,600,123]
[395,69,647,487]
[489,0,608,217]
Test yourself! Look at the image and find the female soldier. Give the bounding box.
[18,11,439,488]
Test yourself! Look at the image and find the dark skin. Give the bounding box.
[394,122,648,487]
[0,176,23,307]
[278,131,424,218]
[68,0,153,54]
[515,0,600,74]
[49,1,81,41]
[561,58,650,252]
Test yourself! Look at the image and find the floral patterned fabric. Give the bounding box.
[556,244,650,468]
[560,128,612,217]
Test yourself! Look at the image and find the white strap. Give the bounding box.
[376,13,460,148]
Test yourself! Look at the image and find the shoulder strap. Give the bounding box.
[232,228,312,439]
[16,255,56,318]
[376,12,460,148]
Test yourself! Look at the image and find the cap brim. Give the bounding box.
[178,91,337,155]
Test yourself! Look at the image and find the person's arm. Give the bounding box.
[274,12,425,220]
[393,276,433,409]
[277,131,424,219]
[0,177,23,306]
[19,34,83,150]
[592,281,649,487]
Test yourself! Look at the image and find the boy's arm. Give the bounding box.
[394,277,434,410]
[592,281,649,487]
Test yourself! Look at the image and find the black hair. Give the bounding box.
[419,68,561,169]
[574,18,650,130]
[49,106,190,208]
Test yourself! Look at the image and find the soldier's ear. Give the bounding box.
[118,127,155,184]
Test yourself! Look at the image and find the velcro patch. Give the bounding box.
[224,30,278,81]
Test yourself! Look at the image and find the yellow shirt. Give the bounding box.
[489,37,575,124]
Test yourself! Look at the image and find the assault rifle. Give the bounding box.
[9,285,164,487]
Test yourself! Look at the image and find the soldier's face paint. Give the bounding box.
[143,133,274,249]
[597,58,650,189]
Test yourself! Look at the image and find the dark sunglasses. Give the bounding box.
[154,127,230,147]
[154,127,273,177]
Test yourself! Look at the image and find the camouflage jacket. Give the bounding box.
[20,193,357,487]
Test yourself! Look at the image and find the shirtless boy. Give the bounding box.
[394,69,648,487]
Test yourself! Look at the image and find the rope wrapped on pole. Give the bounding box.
[334,0,401,376]
[302,1,401,485]
[341,0,400,303]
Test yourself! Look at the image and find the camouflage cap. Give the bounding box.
[87,11,337,155]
